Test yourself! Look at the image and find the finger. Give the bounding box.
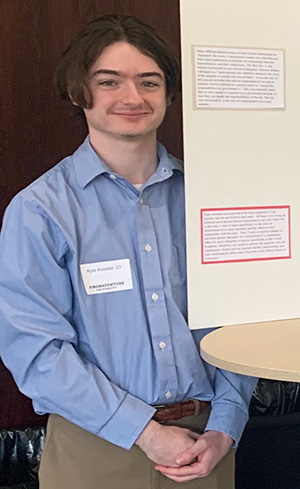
[155,461,203,477]
[188,430,201,441]
[175,440,205,465]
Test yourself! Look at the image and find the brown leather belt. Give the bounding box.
[153,399,210,424]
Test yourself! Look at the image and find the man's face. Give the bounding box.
[83,41,168,142]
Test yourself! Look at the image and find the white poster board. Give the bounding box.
[180,0,300,329]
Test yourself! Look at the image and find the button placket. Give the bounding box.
[136,199,178,401]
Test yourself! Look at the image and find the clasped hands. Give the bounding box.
[135,420,233,483]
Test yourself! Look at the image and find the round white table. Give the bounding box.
[200,318,300,381]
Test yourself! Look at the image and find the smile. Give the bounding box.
[111,112,151,117]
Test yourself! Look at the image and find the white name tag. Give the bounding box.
[80,259,133,295]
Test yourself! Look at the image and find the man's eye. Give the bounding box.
[142,81,158,88]
[98,80,117,86]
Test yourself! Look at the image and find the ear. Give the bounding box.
[68,93,78,106]
[166,95,172,106]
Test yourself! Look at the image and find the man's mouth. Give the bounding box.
[112,112,150,116]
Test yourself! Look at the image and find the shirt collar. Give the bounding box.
[73,137,111,188]
[156,142,183,178]
[73,136,183,189]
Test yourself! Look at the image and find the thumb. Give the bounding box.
[175,439,204,466]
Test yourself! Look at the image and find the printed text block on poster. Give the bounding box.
[201,206,291,264]
[194,46,285,109]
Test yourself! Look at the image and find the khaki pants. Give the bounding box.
[39,409,235,489]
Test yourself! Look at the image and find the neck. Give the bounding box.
[89,131,158,184]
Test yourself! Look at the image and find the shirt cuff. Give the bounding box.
[204,402,249,447]
[98,393,156,450]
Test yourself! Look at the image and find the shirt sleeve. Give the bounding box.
[0,195,155,450]
[204,364,258,446]
[191,328,257,445]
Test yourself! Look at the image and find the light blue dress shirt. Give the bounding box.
[0,137,256,449]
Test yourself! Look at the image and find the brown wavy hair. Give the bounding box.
[55,14,180,119]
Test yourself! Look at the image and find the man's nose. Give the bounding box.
[121,82,144,104]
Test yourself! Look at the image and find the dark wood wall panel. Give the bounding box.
[0,0,182,222]
[0,1,181,429]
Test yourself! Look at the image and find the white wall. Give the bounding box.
[180,0,300,328]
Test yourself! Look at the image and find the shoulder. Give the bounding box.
[1,153,82,248]
[6,139,89,218]
[17,155,76,203]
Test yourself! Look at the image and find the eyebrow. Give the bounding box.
[138,72,164,79]
[91,69,164,80]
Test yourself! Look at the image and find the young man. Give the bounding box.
[0,15,256,489]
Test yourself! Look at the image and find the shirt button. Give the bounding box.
[139,198,144,204]
[159,341,166,350]
[152,293,159,302]
[109,174,117,180]
[145,243,152,252]
[165,391,172,399]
